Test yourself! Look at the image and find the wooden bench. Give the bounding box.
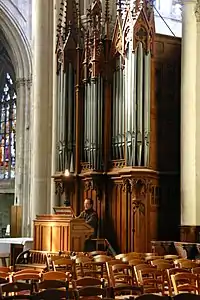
[14,249,50,272]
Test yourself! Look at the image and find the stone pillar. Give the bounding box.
[31,0,53,225]
[50,0,60,212]
[181,0,198,242]
[15,77,32,236]
[195,0,200,228]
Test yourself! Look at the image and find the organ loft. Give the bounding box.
[48,0,181,254]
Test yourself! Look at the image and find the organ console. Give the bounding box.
[33,206,94,252]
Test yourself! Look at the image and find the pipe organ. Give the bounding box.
[53,0,180,253]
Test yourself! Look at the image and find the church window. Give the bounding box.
[0,73,16,179]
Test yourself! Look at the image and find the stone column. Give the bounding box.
[31,0,53,225]
[195,0,200,226]
[50,0,60,212]
[15,77,32,236]
[181,0,198,241]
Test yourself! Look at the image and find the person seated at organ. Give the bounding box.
[77,198,98,251]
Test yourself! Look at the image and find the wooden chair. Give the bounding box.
[145,256,164,263]
[0,282,33,298]
[51,257,76,279]
[93,255,112,263]
[115,254,127,260]
[75,256,93,278]
[166,267,191,296]
[36,279,68,292]
[153,262,173,271]
[136,295,170,300]
[122,254,142,262]
[74,286,108,299]
[173,294,200,300]
[138,268,165,295]
[72,276,104,289]
[171,272,198,294]
[0,266,12,273]
[192,266,200,293]
[143,253,158,257]
[13,269,42,275]
[0,271,11,283]
[164,254,179,261]
[134,263,153,286]
[32,288,70,300]
[42,271,69,281]
[14,250,50,272]
[110,284,143,299]
[12,273,42,282]
[12,272,42,294]
[89,251,107,257]
[151,259,169,266]
[110,263,134,287]
[179,260,199,269]
[81,261,105,279]
[129,259,145,266]
[173,258,189,268]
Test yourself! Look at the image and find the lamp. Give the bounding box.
[63,169,71,207]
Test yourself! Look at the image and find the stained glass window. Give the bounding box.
[0,73,16,179]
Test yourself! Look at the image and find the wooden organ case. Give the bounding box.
[52,0,181,253]
[33,207,93,252]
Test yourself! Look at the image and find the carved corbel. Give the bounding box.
[84,179,92,192]
[55,180,64,195]
[122,178,131,193]
[130,178,151,215]
[83,176,103,199]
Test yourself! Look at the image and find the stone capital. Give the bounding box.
[16,77,32,89]
[195,0,200,22]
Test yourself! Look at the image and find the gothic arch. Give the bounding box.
[0,2,32,79]
[0,2,32,236]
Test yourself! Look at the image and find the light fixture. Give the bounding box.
[64,169,70,177]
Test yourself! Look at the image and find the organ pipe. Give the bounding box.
[131,49,137,166]
[83,76,103,170]
[112,57,125,161]
[136,42,144,166]
[144,52,151,166]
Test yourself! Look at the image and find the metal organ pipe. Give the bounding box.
[116,63,119,159]
[97,75,101,169]
[126,47,131,165]
[100,76,103,168]
[112,71,116,159]
[120,61,123,159]
[88,82,91,166]
[92,80,97,169]
[62,70,67,171]
[67,63,74,172]
[122,62,125,159]
[83,75,103,170]
[84,84,87,162]
[131,49,137,166]
[136,42,144,166]
[144,52,151,166]
[57,72,61,170]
